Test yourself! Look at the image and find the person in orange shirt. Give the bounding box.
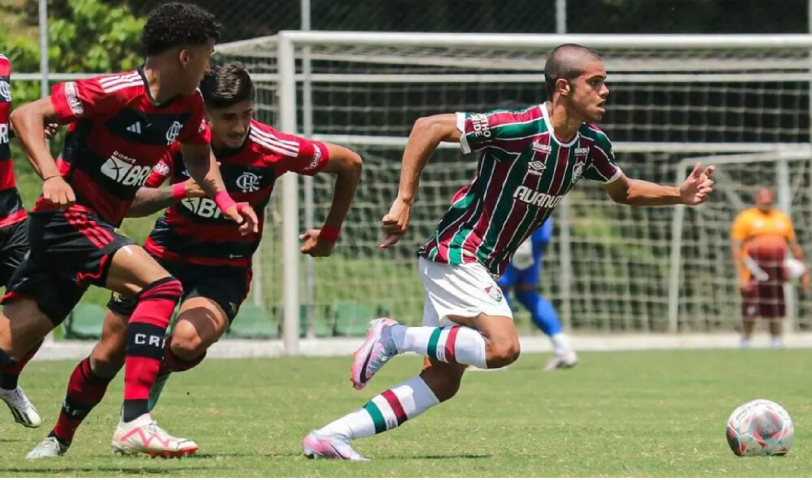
[731,188,809,348]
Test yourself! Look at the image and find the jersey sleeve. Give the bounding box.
[256,127,330,176]
[145,145,178,188]
[730,212,751,242]
[177,93,210,145]
[583,126,623,183]
[456,107,541,158]
[50,76,124,125]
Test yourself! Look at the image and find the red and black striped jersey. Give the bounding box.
[41,67,210,226]
[0,54,27,228]
[144,119,330,267]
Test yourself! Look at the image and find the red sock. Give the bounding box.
[122,277,182,422]
[0,341,43,390]
[51,357,113,444]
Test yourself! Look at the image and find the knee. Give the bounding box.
[139,277,183,303]
[487,336,521,368]
[169,328,205,361]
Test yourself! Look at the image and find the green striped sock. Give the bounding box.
[317,376,439,439]
[394,325,487,368]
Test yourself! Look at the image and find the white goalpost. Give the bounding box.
[210,32,812,355]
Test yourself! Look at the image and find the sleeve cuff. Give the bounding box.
[456,112,471,154]
[603,167,623,184]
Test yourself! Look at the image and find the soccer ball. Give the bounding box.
[726,399,794,457]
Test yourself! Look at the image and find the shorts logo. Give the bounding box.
[64,81,84,117]
[229,302,238,315]
[485,285,503,303]
[236,171,262,193]
[0,81,10,101]
[166,121,183,145]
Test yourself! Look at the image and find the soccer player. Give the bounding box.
[302,43,715,461]
[0,53,60,428]
[497,217,577,371]
[4,3,256,457]
[25,63,363,459]
[731,187,809,348]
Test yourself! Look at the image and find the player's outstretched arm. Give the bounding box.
[181,143,258,234]
[381,114,460,248]
[602,162,715,207]
[299,143,363,257]
[10,98,75,209]
[126,181,206,218]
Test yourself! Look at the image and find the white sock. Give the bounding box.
[771,336,783,348]
[391,324,487,369]
[550,333,571,355]
[740,338,751,348]
[317,376,440,440]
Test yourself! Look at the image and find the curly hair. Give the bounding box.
[141,2,222,56]
[200,63,255,109]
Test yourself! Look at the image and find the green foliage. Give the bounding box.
[0,0,144,106]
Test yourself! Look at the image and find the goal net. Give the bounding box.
[216,33,812,346]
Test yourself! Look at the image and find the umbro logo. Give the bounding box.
[527,161,546,176]
[127,122,142,134]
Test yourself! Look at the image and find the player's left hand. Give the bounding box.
[300,229,335,257]
[680,162,716,206]
[224,203,259,236]
[380,197,413,248]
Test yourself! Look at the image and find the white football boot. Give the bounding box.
[0,386,42,428]
[111,414,198,458]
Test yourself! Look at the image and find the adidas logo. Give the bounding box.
[126,122,142,134]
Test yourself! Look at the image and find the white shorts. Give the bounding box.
[418,256,513,327]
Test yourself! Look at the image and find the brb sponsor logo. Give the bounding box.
[513,185,564,209]
[0,123,8,146]
[100,151,153,187]
[181,197,222,219]
[469,113,491,138]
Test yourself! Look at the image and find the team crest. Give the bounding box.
[0,81,10,101]
[236,171,262,193]
[485,285,504,303]
[166,121,183,145]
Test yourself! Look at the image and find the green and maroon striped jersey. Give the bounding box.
[418,103,621,276]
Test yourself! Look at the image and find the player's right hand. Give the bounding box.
[42,175,75,210]
[183,179,206,198]
[738,277,753,293]
[224,202,259,236]
[380,197,412,248]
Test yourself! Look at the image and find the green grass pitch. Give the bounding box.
[1,350,811,477]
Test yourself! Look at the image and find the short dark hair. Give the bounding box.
[141,2,221,56]
[544,44,602,100]
[200,63,255,109]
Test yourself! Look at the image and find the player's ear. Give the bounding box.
[555,78,570,97]
[178,48,190,68]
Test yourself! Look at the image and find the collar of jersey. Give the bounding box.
[540,103,580,147]
[137,66,181,109]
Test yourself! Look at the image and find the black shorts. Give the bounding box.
[0,218,30,287]
[107,256,251,324]
[2,209,134,325]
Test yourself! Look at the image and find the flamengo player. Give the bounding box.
[0,53,48,427]
[25,63,363,459]
[303,44,716,460]
[4,3,256,457]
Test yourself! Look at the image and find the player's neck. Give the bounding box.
[545,100,582,143]
[142,59,180,103]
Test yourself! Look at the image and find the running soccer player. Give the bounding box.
[4,3,255,457]
[25,63,362,459]
[0,53,59,428]
[303,43,716,460]
[498,217,577,371]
